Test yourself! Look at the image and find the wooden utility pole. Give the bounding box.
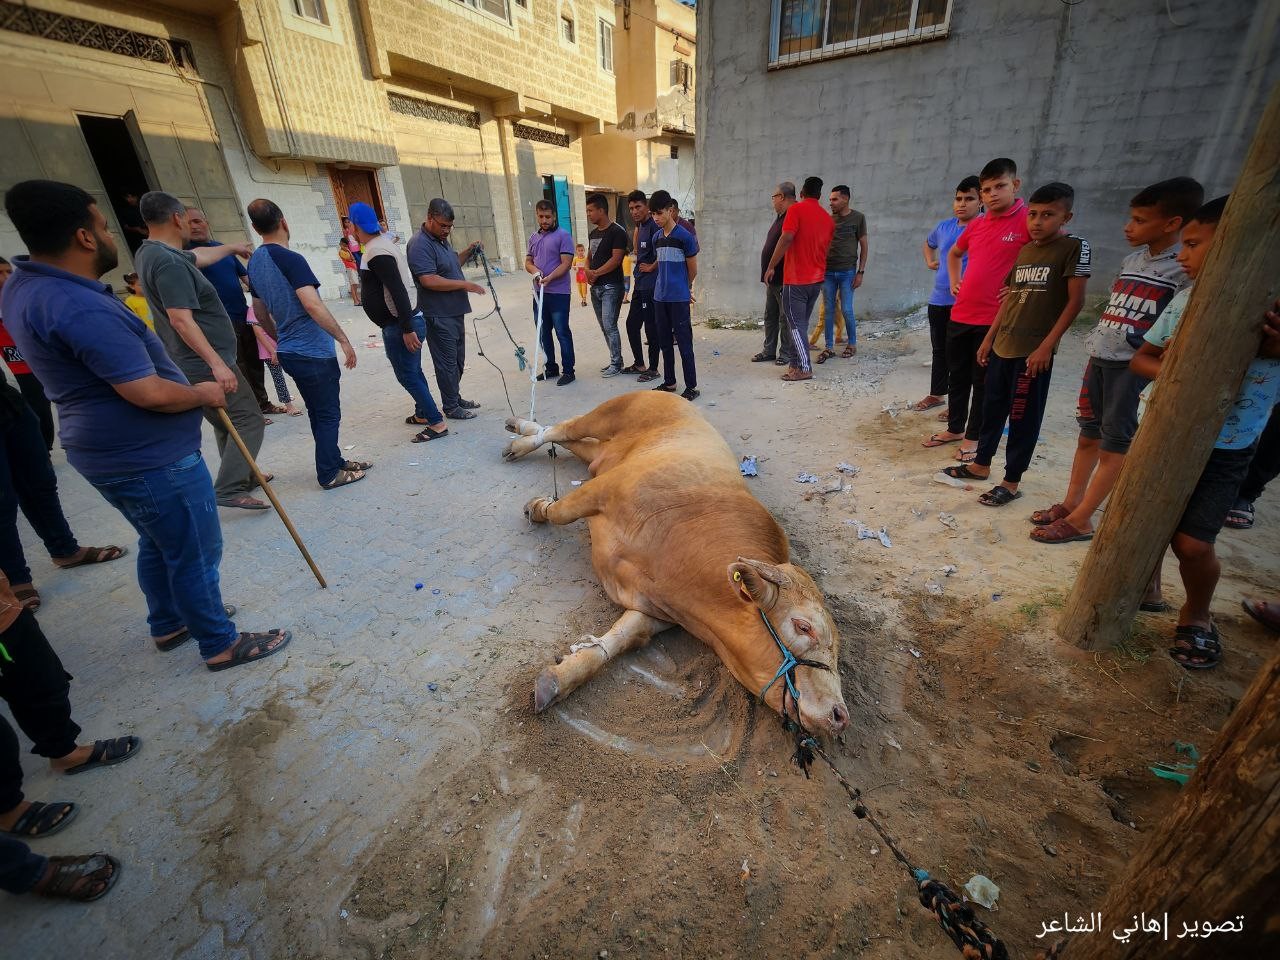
[1058,81,1280,649]
[1066,651,1280,958]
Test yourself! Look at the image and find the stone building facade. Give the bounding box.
[695,0,1280,320]
[0,0,618,298]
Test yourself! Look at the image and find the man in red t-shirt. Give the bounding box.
[764,176,834,381]
[922,158,1030,460]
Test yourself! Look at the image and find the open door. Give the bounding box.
[552,175,572,238]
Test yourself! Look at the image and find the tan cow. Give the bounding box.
[503,392,850,736]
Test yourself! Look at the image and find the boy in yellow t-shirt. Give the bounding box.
[622,251,635,303]
[122,272,153,330]
[572,244,588,305]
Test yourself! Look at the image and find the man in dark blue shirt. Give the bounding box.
[186,208,278,414]
[625,191,662,381]
[2,179,291,672]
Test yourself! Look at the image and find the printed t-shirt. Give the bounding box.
[654,224,700,303]
[360,232,417,327]
[0,320,32,374]
[188,239,249,327]
[526,227,575,295]
[124,294,154,330]
[1144,287,1280,450]
[588,222,628,286]
[825,209,867,272]
[951,199,1031,326]
[0,257,201,478]
[926,217,968,307]
[247,243,333,359]
[134,239,238,381]
[780,197,835,286]
[634,217,662,293]
[992,235,1092,359]
[407,226,472,317]
[1086,246,1187,362]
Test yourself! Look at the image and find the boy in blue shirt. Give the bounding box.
[915,176,980,413]
[648,190,700,401]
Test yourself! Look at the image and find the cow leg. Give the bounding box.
[534,609,671,712]
[523,481,600,525]
[504,414,600,464]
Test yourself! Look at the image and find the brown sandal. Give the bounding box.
[841,345,856,358]
[780,369,813,381]
[12,585,40,612]
[1030,503,1069,526]
[52,545,127,569]
[34,852,121,902]
[816,349,835,364]
[322,469,365,489]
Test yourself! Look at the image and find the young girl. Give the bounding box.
[339,238,361,306]
[573,243,588,306]
[247,304,302,416]
[122,272,153,330]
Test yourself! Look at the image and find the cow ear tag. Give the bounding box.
[732,569,755,605]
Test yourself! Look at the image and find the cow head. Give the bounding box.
[728,558,849,736]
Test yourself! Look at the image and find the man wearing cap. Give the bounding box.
[407,199,485,420]
[347,203,448,442]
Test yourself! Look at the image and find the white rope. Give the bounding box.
[529,280,546,424]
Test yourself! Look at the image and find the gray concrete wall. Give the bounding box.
[695,0,1280,320]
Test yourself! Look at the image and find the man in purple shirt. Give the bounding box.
[524,200,576,386]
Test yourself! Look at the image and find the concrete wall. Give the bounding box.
[696,0,1280,320]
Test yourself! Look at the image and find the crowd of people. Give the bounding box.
[0,156,1275,908]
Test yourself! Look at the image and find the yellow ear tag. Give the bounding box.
[733,571,742,582]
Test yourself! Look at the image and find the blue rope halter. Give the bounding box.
[754,608,832,715]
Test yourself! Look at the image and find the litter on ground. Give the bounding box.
[938,512,959,530]
[794,472,820,484]
[740,456,759,478]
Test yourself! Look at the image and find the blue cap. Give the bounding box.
[347,202,381,235]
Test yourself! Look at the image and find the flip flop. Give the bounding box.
[922,434,961,448]
[411,427,449,443]
[205,630,292,672]
[955,449,977,464]
[912,397,945,412]
[62,736,141,775]
[978,485,1023,507]
[1030,518,1094,544]
[1241,598,1280,633]
[52,545,127,569]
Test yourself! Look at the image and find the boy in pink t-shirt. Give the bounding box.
[922,158,1030,462]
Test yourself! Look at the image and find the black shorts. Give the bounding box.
[1176,445,1257,544]
[1076,357,1147,454]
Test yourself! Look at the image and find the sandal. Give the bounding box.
[652,382,678,392]
[411,427,449,443]
[780,370,813,381]
[62,736,141,776]
[1030,503,1069,526]
[937,410,951,421]
[955,448,977,464]
[750,353,775,363]
[323,469,365,489]
[261,404,288,415]
[13,585,40,612]
[842,345,856,358]
[206,629,292,672]
[978,485,1023,507]
[942,464,986,481]
[1168,623,1222,670]
[52,545,127,569]
[1224,500,1255,530]
[1030,518,1094,544]
[1139,600,1172,613]
[343,459,373,472]
[154,604,237,652]
[34,853,121,902]
[816,349,835,364]
[912,396,945,412]
[216,494,269,510]
[621,364,645,373]
[4,800,77,838]
[637,371,659,382]
[922,433,961,448]
[1241,598,1280,633]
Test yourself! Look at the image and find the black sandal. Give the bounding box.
[62,736,141,776]
[978,485,1023,507]
[942,464,987,481]
[35,853,121,902]
[342,459,373,472]
[411,427,449,443]
[1224,500,1254,530]
[206,630,292,672]
[1168,623,1222,670]
[652,382,678,392]
[154,604,237,651]
[750,353,775,363]
[5,800,78,838]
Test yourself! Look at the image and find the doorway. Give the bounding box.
[329,167,384,222]
[541,174,573,237]
[77,114,156,256]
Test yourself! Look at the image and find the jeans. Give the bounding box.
[625,289,656,370]
[235,323,269,410]
[655,300,696,389]
[946,321,989,440]
[196,363,265,501]
[536,292,575,375]
[1,609,80,812]
[382,314,443,423]
[0,397,78,586]
[822,270,856,349]
[590,283,624,370]
[974,353,1054,484]
[926,304,951,396]
[0,834,45,894]
[783,283,822,373]
[424,315,467,413]
[14,374,53,452]
[89,451,237,659]
[760,284,791,364]
[278,353,344,486]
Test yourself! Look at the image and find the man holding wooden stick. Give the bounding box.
[1,180,290,672]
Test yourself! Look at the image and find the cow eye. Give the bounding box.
[792,619,813,636]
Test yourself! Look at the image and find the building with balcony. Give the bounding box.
[0,0,618,297]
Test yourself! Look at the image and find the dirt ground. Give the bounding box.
[330,308,1277,959]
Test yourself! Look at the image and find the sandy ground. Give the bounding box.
[3,273,1276,959]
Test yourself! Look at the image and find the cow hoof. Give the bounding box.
[502,441,519,462]
[504,416,525,434]
[524,497,551,522]
[533,668,560,713]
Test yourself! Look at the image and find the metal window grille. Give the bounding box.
[770,0,950,68]
[388,93,481,129]
[514,122,570,148]
[0,0,194,69]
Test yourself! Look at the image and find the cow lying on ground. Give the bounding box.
[502,392,850,736]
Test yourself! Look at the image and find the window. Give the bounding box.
[670,59,692,90]
[453,0,511,20]
[291,0,329,23]
[670,145,679,159]
[599,19,614,71]
[561,14,575,42]
[770,0,950,67]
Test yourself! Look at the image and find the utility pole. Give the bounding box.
[1065,651,1280,958]
[1057,81,1280,650]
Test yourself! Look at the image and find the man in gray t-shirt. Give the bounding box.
[134,192,268,510]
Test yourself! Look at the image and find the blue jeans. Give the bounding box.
[278,352,343,485]
[590,283,624,370]
[536,292,574,374]
[89,452,237,659]
[822,270,856,349]
[382,314,443,423]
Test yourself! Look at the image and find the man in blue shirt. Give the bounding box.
[625,190,662,381]
[649,190,700,401]
[186,207,279,414]
[2,179,290,671]
[246,198,367,489]
[407,198,485,420]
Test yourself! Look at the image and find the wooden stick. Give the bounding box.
[216,408,327,588]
